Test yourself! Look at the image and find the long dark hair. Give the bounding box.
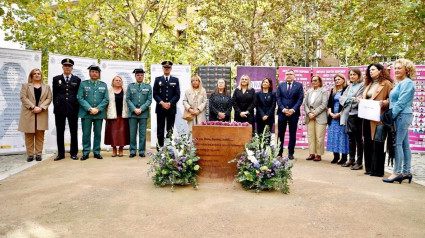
[213,79,229,96]
[261,77,273,92]
[365,63,393,86]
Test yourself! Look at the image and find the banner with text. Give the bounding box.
[236,66,276,92]
[0,48,42,153]
[410,65,425,151]
[150,64,191,148]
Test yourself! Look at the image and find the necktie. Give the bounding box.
[66,76,69,82]
[287,83,291,95]
[165,77,168,83]
[138,83,141,89]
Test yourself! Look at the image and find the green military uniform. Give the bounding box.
[77,77,109,157]
[126,81,152,156]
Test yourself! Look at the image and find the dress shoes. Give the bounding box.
[35,155,42,161]
[80,154,89,161]
[71,155,79,160]
[139,153,145,158]
[337,159,347,165]
[341,161,354,167]
[370,173,384,177]
[313,155,321,161]
[26,156,34,162]
[403,174,413,184]
[94,154,103,159]
[351,164,363,170]
[288,154,294,160]
[330,158,339,164]
[382,174,403,184]
[364,171,371,175]
[54,155,65,161]
[129,154,136,158]
[306,154,315,160]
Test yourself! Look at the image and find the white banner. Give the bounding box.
[100,59,144,88]
[358,99,381,122]
[45,53,97,152]
[0,48,42,154]
[150,64,191,148]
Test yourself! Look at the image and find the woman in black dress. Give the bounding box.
[256,77,276,135]
[209,79,232,122]
[233,75,256,132]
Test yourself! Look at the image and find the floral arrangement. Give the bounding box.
[229,126,293,193]
[201,121,251,126]
[148,133,200,191]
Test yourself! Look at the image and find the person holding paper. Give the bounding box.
[183,75,207,131]
[339,68,365,169]
[18,69,52,162]
[326,74,349,165]
[232,74,257,133]
[303,75,329,162]
[209,79,232,122]
[383,59,416,184]
[362,63,393,177]
[276,69,304,160]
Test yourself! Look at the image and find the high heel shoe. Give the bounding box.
[403,174,413,184]
[382,174,403,184]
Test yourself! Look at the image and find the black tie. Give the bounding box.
[287,83,291,95]
[66,76,69,82]
[165,77,168,83]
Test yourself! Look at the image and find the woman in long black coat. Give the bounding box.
[256,77,276,135]
[232,75,256,132]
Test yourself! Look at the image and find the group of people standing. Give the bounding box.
[18,58,416,184]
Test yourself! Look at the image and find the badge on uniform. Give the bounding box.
[143,89,149,91]
[58,80,62,85]
[170,82,176,86]
[99,87,106,90]
[159,81,162,86]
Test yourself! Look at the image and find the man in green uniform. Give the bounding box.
[126,68,152,157]
[77,65,109,160]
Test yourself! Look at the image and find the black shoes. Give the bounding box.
[26,156,34,162]
[288,154,294,160]
[80,154,89,160]
[140,153,145,157]
[71,155,79,160]
[129,154,136,158]
[351,164,363,170]
[94,154,103,159]
[330,158,339,164]
[403,174,413,183]
[54,155,65,161]
[35,155,42,161]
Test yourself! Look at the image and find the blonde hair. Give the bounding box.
[394,59,416,80]
[332,74,348,94]
[111,75,123,86]
[238,74,252,90]
[27,68,43,83]
[190,75,204,91]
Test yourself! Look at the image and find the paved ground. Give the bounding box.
[0,149,424,238]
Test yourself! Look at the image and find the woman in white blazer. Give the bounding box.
[303,75,329,161]
[183,75,207,131]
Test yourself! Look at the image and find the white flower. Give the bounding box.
[246,149,258,164]
[177,148,183,157]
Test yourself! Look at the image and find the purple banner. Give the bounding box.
[236,66,276,92]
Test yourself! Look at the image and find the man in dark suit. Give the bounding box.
[52,58,81,161]
[153,61,180,149]
[276,69,304,160]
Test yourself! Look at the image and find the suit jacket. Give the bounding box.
[106,88,129,119]
[52,74,81,115]
[362,80,393,139]
[232,88,256,122]
[77,80,109,119]
[153,75,180,114]
[18,83,52,133]
[276,81,304,120]
[303,87,329,125]
[126,82,152,119]
[183,88,207,123]
[256,91,276,123]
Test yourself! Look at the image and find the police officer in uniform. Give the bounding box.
[153,61,180,149]
[53,58,81,161]
[77,65,109,160]
[126,68,152,157]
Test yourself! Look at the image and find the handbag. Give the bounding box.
[182,109,194,121]
[374,124,387,142]
[344,115,357,134]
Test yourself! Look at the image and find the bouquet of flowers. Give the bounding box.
[229,126,293,193]
[148,133,200,191]
[201,121,251,127]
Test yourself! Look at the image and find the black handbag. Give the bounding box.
[374,124,387,142]
[344,115,357,134]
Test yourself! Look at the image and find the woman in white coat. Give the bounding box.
[183,75,207,131]
[303,75,329,162]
